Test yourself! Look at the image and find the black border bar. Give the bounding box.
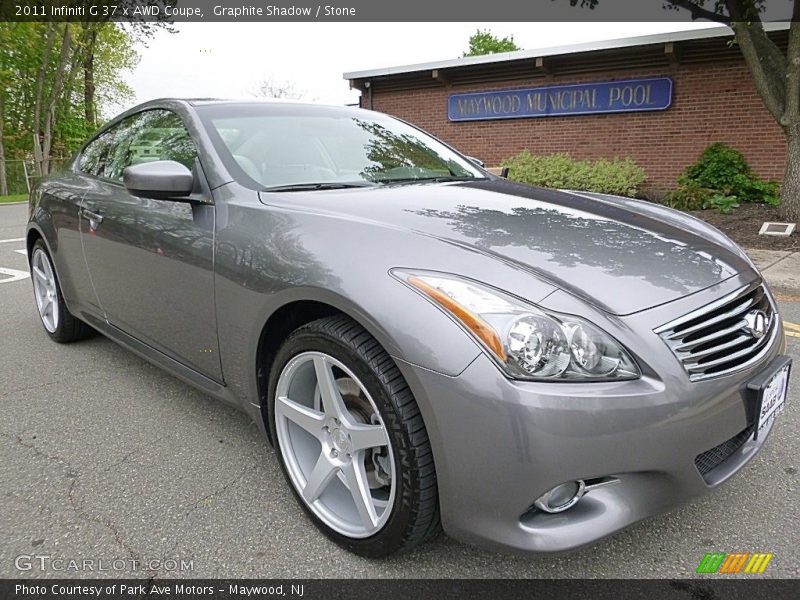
[2,579,799,600]
[1,0,796,23]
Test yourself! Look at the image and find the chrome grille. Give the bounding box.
[655,283,777,381]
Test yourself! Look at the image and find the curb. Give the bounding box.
[744,247,800,297]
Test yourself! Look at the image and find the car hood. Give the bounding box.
[259,179,750,315]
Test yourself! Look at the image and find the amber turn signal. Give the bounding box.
[408,276,507,361]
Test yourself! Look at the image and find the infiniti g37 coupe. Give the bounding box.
[26,99,790,556]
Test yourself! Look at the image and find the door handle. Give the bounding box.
[80,207,104,224]
[80,206,104,231]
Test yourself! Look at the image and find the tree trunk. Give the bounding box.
[730,17,800,222]
[32,23,55,176]
[781,130,800,221]
[41,24,71,176]
[0,93,8,196]
[83,28,97,128]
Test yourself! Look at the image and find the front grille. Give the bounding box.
[655,283,777,381]
[694,425,755,477]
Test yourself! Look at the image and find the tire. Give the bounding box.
[268,315,440,557]
[29,240,92,343]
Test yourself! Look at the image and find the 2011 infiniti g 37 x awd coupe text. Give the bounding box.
[27,99,790,556]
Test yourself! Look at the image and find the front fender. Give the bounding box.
[211,183,557,415]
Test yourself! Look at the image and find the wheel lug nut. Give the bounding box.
[330,449,339,458]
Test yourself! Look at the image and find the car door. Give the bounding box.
[79,108,222,381]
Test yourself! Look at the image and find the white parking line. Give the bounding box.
[0,267,29,283]
[14,249,27,256]
[0,242,29,283]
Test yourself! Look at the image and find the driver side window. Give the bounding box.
[78,129,115,177]
[104,109,198,182]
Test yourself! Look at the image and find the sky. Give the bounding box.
[124,22,721,112]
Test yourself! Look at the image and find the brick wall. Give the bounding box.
[366,60,785,195]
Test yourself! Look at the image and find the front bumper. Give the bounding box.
[397,326,786,553]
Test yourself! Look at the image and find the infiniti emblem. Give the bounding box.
[742,309,769,339]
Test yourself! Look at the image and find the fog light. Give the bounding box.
[534,480,585,513]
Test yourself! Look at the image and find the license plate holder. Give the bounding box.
[746,356,791,440]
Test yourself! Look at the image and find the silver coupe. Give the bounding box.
[26,99,790,556]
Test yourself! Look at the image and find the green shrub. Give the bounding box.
[663,181,715,211]
[705,194,740,214]
[678,142,779,205]
[501,150,646,197]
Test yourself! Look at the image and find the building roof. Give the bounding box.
[344,22,789,82]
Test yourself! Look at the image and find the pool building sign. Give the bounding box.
[448,77,673,122]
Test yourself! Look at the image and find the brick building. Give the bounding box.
[344,25,787,196]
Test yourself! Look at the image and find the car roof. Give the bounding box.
[147,97,359,110]
[127,98,367,119]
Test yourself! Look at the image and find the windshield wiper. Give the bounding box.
[262,182,376,192]
[377,176,487,185]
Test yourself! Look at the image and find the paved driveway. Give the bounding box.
[1,202,798,578]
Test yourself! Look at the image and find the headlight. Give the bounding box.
[393,270,639,381]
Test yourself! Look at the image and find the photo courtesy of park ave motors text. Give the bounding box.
[1,0,800,586]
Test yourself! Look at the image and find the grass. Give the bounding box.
[0,193,27,204]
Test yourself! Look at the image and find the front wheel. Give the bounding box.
[268,316,440,556]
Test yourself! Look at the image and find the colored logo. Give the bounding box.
[696,552,773,574]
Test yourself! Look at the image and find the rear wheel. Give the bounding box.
[268,315,440,556]
[30,240,92,343]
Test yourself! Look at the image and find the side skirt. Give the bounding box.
[81,311,245,411]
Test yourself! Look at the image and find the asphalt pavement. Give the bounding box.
[1,201,798,578]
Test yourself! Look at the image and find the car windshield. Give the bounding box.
[196,103,486,190]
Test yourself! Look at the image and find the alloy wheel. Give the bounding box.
[274,351,396,538]
[31,248,59,333]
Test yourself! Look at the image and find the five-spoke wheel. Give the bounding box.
[269,315,440,556]
[28,240,92,343]
[31,246,60,333]
[275,352,395,538]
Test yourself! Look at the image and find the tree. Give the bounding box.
[0,22,139,183]
[37,24,73,176]
[0,93,7,195]
[568,0,800,221]
[463,29,520,56]
[250,76,305,100]
[94,4,176,128]
[0,25,10,195]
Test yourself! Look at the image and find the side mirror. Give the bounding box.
[485,166,510,179]
[466,156,485,168]
[123,160,194,200]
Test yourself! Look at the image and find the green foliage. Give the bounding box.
[92,23,139,117]
[678,142,779,205]
[0,22,139,163]
[464,29,520,57]
[663,181,715,211]
[705,193,740,214]
[501,150,646,197]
